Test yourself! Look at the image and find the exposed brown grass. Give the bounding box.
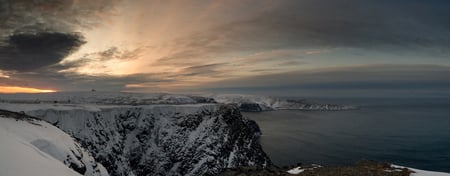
[220,161,412,176]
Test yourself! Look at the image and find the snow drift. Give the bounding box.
[0,110,109,176]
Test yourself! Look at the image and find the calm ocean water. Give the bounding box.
[243,98,450,172]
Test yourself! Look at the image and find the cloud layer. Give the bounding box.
[0,0,449,96]
[202,64,450,97]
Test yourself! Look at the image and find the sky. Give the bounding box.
[0,0,450,97]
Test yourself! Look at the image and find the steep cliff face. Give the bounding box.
[22,104,271,176]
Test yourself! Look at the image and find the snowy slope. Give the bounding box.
[1,102,271,176]
[0,110,109,176]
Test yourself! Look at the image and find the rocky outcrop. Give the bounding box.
[239,103,263,112]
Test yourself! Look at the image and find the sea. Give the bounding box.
[243,97,450,172]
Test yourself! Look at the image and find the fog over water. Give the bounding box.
[244,97,450,172]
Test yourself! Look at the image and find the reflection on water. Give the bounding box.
[243,98,450,172]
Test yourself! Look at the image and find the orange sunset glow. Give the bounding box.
[0,86,56,94]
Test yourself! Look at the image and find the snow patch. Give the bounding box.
[287,167,305,174]
[392,165,450,176]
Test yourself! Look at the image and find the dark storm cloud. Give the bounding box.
[203,64,450,97]
[0,0,122,72]
[0,0,171,92]
[0,32,85,71]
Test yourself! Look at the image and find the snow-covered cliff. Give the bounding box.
[0,110,109,176]
[1,103,271,176]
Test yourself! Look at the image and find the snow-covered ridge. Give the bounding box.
[0,101,271,176]
[0,110,109,176]
[0,92,214,105]
[211,94,357,112]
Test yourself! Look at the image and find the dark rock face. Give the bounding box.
[188,96,217,104]
[239,103,264,112]
[0,109,39,121]
[28,104,271,176]
[69,162,87,175]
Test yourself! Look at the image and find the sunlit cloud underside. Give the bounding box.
[0,86,56,93]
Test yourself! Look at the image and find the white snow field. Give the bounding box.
[0,112,109,176]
